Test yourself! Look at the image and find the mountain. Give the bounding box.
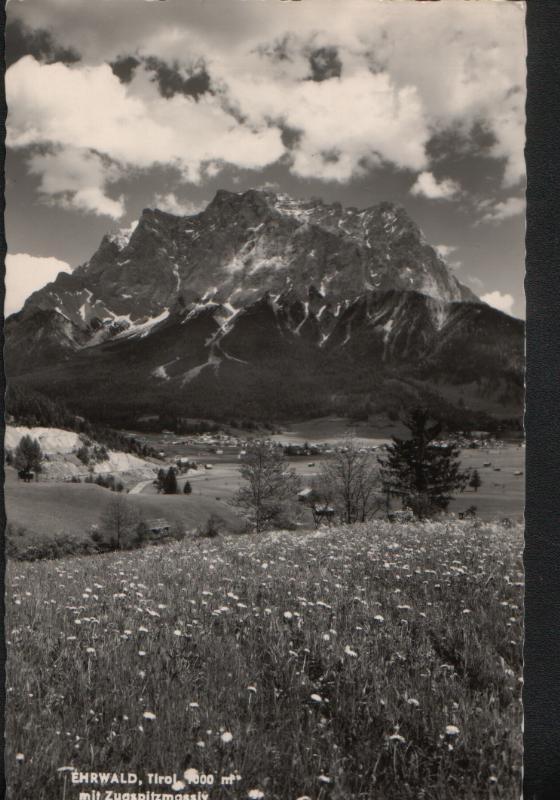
[5,189,524,427]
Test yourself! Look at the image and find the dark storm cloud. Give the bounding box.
[309,47,342,82]
[280,126,303,150]
[111,54,212,101]
[5,18,80,68]
[110,55,141,84]
[144,57,212,101]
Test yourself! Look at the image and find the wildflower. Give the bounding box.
[344,645,358,658]
[374,615,385,622]
[247,685,257,693]
[172,780,186,791]
[389,733,406,743]
[247,791,265,799]
[407,698,420,707]
[283,611,293,620]
[184,769,199,782]
[445,725,460,736]
[142,711,156,720]
[189,702,200,709]
[318,775,331,784]
[310,694,323,703]
[221,731,233,743]
[15,753,25,762]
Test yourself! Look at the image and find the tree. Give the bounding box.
[317,436,382,524]
[183,480,192,495]
[469,469,482,493]
[155,468,166,493]
[14,435,43,475]
[99,495,140,549]
[231,442,301,532]
[163,467,179,495]
[378,407,468,519]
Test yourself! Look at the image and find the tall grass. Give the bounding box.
[5,519,522,799]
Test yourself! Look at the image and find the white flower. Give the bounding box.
[389,733,406,743]
[172,780,186,791]
[407,698,420,707]
[344,645,358,658]
[374,615,385,622]
[142,711,156,720]
[15,753,25,762]
[318,775,331,783]
[247,791,265,799]
[221,731,233,743]
[445,725,460,736]
[184,769,199,782]
[310,694,323,703]
[283,611,293,620]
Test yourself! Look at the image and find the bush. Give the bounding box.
[199,514,224,538]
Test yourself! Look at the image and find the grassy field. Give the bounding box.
[5,519,522,800]
[4,467,243,543]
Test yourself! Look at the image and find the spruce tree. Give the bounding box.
[378,408,468,518]
[163,467,179,495]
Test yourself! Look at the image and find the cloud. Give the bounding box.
[28,147,125,218]
[153,193,205,216]
[435,244,458,259]
[480,195,526,224]
[5,252,72,315]
[6,1,526,211]
[481,290,515,315]
[7,56,284,214]
[410,171,461,201]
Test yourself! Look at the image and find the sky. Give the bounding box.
[4,0,527,318]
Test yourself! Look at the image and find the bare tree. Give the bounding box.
[317,436,382,524]
[99,495,140,549]
[232,441,301,532]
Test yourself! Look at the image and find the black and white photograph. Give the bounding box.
[3,1,526,798]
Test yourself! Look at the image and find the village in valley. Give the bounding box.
[4,410,525,558]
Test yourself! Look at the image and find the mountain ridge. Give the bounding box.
[6,189,523,428]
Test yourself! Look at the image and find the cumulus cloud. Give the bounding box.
[480,196,526,224]
[6,0,526,213]
[153,193,205,216]
[435,244,458,259]
[481,290,515,316]
[410,171,461,201]
[6,56,284,215]
[5,252,72,315]
[28,147,125,218]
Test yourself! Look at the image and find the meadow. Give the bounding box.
[5,518,522,800]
